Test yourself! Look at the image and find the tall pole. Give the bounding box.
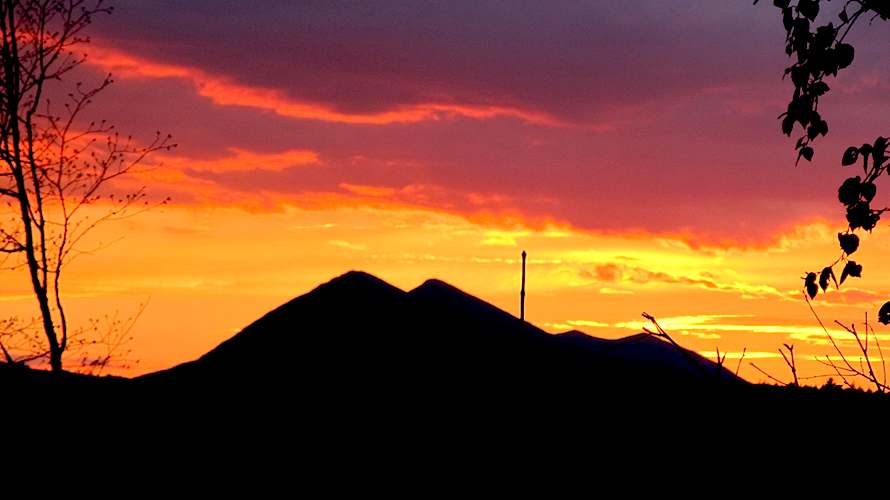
[520,250,527,322]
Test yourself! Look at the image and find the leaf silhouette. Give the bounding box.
[846,202,880,231]
[798,0,819,21]
[835,43,855,69]
[798,146,814,164]
[838,232,859,255]
[838,176,860,206]
[804,272,818,299]
[861,182,877,203]
[781,115,794,136]
[873,137,888,165]
[879,302,890,325]
[819,266,835,291]
[812,81,830,96]
[860,142,873,159]
[842,146,859,166]
[840,261,863,285]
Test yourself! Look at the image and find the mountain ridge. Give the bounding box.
[140,270,739,389]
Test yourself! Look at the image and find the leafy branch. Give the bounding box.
[756,1,890,318]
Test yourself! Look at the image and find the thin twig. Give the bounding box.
[750,362,788,386]
[734,347,747,377]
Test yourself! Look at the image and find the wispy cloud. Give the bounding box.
[328,240,367,251]
[536,319,610,332]
[612,314,856,341]
[579,263,785,299]
[169,148,319,173]
[699,350,780,360]
[481,230,530,247]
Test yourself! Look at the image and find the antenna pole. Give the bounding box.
[520,250,527,321]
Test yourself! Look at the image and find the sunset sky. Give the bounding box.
[4,0,890,384]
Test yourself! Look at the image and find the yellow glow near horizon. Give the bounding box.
[2,201,889,387]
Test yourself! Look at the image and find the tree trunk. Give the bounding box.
[2,1,63,373]
[49,345,62,372]
[26,236,61,372]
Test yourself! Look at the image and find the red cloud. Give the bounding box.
[86,45,562,126]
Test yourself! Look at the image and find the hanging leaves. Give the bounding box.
[758,1,890,328]
[846,202,880,231]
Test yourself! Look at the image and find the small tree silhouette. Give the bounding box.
[0,0,174,372]
[805,293,888,391]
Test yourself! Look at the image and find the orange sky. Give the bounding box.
[4,1,890,386]
[5,202,890,385]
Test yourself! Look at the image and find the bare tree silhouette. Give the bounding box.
[0,0,174,372]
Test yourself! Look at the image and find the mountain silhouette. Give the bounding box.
[554,330,728,379]
[141,270,738,399]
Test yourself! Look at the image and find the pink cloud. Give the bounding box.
[86,45,562,126]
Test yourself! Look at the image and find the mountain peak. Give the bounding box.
[409,278,480,304]
[331,269,384,283]
[318,270,402,293]
[412,278,455,292]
